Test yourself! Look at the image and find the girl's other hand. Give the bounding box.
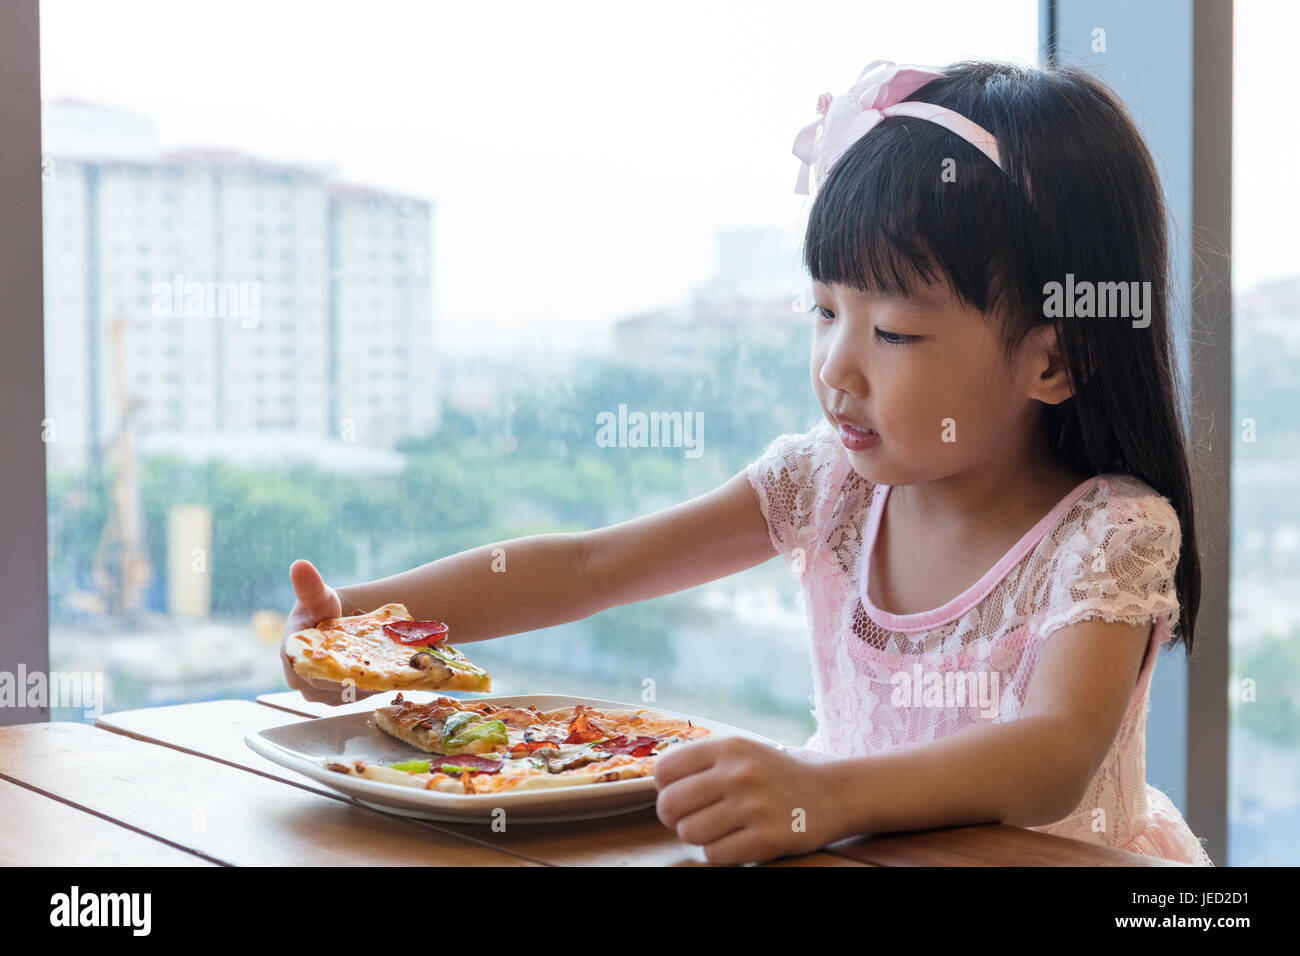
[279,558,380,705]
[654,736,848,865]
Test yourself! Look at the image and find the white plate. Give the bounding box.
[245,693,785,823]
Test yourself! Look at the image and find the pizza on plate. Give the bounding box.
[285,603,490,693]
[323,694,713,793]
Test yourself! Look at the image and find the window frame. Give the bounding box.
[0,0,50,727]
[1041,0,1232,865]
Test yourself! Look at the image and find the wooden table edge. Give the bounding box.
[254,694,323,718]
[0,766,229,866]
[92,716,558,868]
[824,823,1190,867]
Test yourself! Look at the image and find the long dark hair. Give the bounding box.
[802,60,1200,652]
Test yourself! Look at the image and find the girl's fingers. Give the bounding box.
[653,736,722,789]
[298,679,380,705]
[668,792,747,849]
[281,662,347,702]
[288,559,337,614]
[692,823,770,866]
[655,754,730,827]
[281,562,382,705]
[292,682,342,704]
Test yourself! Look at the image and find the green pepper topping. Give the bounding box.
[441,711,477,741]
[389,759,431,773]
[435,762,476,774]
[446,718,508,749]
[423,646,468,670]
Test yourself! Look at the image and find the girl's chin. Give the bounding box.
[846,457,883,482]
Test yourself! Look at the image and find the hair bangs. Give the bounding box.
[802,117,1026,327]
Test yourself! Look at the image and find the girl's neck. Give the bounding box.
[890,435,1090,537]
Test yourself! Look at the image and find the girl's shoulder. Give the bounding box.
[1062,472,1181,545]
[1028,471,1181,639]
[747,418,852,489]
[745,419,864,563]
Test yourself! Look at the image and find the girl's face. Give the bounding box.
[810,277,1056,487]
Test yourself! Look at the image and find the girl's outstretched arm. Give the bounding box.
[334,468,777,644]
[579,469,780,612]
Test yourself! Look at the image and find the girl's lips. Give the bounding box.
[833,412,877,434]
[837,419,879,450]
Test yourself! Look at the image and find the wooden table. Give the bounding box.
[0,692,1185,866]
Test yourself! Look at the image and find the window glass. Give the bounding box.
[1229,1,1300,866]
[40,0,1036,745]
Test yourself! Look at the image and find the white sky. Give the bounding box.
[1233,1,1299,296]
[39,0,1287,355]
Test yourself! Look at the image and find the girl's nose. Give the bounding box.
[818,331,869,397]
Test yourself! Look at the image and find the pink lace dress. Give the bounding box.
[746,419,1214,866]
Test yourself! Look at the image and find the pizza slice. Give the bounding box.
[327,696,715,794]
[285,603,490,693]
[370,694,533,754]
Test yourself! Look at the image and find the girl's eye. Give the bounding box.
[874,329,918,346]
[807,305,917,346]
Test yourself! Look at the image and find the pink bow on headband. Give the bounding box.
[792,59,1003,195]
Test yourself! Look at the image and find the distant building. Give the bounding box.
[690,226,807,310]
[329,183,436,446]
[40,100,437,470]
[612,227,810,372]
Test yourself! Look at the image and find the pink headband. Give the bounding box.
[792,59,1003,195]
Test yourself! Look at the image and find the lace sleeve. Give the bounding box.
[1033,483,1182,643]
[745,421,839,576]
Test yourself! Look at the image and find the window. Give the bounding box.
[1229,1,1300,866]
[34,2,1036,749]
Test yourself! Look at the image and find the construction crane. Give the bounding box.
[90,313,152,617]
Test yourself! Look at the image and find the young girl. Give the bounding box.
[281,59,1214,867]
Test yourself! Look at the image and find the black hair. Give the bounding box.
[802,60,1201,652]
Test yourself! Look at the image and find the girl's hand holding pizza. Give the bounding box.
[280,558,380,704]
[654,736,848,865]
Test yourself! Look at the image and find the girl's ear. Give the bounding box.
[1023,322,1076,406]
